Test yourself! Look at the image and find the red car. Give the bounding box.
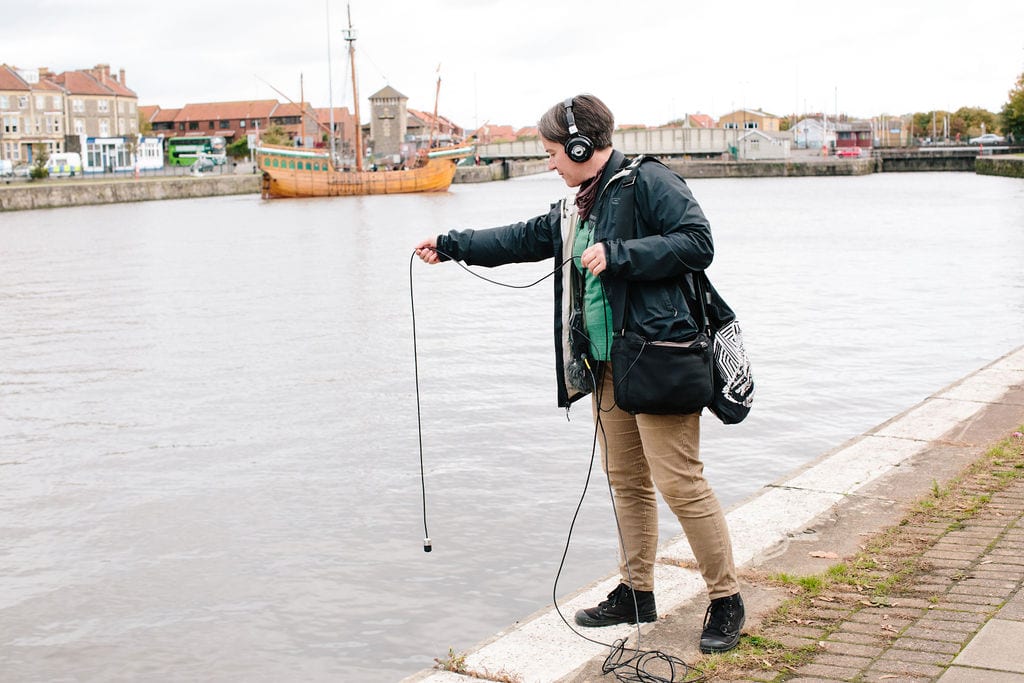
[835,146,863,158]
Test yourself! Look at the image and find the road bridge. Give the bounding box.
[475,127,751,160]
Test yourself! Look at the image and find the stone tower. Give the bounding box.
[368,85,408,158]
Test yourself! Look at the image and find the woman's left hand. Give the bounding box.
[581,244,607,276]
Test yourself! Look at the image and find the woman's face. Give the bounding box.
[541,136,590,188]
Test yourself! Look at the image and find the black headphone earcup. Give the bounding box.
[565,134,594,163]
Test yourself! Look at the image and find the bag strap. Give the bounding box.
[608,155,653,334]
[611,155,710,338]
[688,272,712,336]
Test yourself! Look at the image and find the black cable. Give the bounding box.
[409,247,704,682]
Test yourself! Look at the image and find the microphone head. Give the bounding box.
[423,538,432,553]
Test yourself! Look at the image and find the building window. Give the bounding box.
[744,121,758,129]
[189,121,199,130]
[74,118,85,134]
[36,95,45,108]
[98,100,109,113]
[240,120,246,128]
[99,119,110,136]
[0,95,7,108]
[3,115,19,133]
[723,122,738,129]
[18,96,28,108]
[219,120,231,129]
[52,96,60,109]
[72,99,84,113]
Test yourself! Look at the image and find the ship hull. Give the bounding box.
[256,147,460,198]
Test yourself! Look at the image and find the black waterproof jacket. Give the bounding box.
[437,150,714,408]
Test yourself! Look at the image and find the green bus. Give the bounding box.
[166,136,228,166]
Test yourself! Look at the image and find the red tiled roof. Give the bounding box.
[52,70,112,96]
[177,99,279,120]
[688,113,715,128]
[139,105,160,122]
[515,126,538,139]
[315,106,354,124]
[149,107,181,123]
[0,64,29,91]
[270,102,312,117]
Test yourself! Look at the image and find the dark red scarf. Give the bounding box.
[574,162,608,221]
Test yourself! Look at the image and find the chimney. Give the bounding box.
[94,63,110,80]
[119,68,126,87]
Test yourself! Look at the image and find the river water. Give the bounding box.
[2,171,1022,681]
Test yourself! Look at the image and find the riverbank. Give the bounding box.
[2,154,1019,212]
[977,155,1024,178]
[0,173,259,211]
[403,345,1024,682]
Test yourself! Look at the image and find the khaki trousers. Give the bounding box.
[592,366,739,599]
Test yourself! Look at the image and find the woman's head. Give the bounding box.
[539,95,615,187]
[538,94,615,151]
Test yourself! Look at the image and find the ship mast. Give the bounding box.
[344,4,363,171]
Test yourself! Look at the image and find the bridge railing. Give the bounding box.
[475,127,749,159]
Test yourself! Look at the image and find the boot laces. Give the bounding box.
[704,596,737,633]
[600,583,632,609]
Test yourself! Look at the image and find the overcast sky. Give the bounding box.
[4,0,1023,130]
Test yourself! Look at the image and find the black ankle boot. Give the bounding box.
[574,583,658,627]
[700,593,745,653]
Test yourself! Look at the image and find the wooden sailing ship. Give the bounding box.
[256,6,471,199]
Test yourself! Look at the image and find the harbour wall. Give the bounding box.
[976,155,1024,178]
[2,154,1018,212]
[0,175,259,212]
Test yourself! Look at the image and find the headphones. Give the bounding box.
[562,97,595,163]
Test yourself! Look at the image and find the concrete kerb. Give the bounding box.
[403,346,1024,683]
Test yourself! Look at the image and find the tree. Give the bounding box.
[138,112,154,137]
[29,143,49,180]
[1001,71,1024,142]
[261,125,289,145]
[227,137,249,158]
[952,106,998,138]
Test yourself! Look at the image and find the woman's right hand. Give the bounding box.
[415,237,441,264]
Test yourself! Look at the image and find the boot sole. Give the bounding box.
[574,610,657,628]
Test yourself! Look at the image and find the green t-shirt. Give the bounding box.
[571,219,614,361]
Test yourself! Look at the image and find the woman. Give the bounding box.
[414,94,744,654]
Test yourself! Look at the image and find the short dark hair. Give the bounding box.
[538,94,614,150]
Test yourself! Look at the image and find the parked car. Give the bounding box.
[13,163,31,178]
[969,133,1005,145]
[835,146,863,158]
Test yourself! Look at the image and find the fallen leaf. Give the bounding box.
[809,551,840,559]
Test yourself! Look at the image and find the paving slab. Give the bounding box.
[951,619,1024,673]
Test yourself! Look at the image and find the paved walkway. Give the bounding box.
[744,469,1024,682]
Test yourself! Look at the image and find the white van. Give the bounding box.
[46,152,83,177]
[0,159,12,177]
